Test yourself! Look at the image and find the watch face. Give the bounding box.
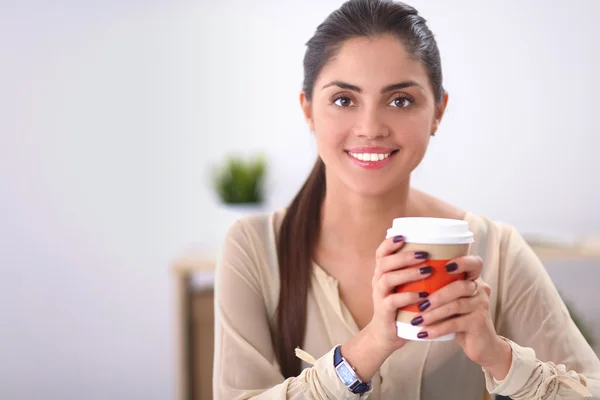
[336,363,356,385]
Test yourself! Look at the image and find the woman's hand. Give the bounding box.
[365,235,434,355]
[341,235,434,382]
[410,256,512,378]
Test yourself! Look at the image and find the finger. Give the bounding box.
[375,266,433,298]
[444,255,483,281]
[418,308,489,339]
[414,295,480,327]
[417,313,469,339]
[381,291,425,315]
[416,279,478,313]
[478,279,492,297]
[374,250,430,281]
[375,235,406,262]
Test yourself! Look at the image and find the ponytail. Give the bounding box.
[274,158,326,378]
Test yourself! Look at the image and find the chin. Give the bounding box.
[345,177,404,198]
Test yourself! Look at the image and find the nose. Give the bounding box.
[354,105,390,140]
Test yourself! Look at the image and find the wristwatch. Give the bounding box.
[333,345,372,394]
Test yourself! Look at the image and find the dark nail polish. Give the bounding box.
[419,291,429,298]
[415,251,429,259]
[417,331,429,339]
[419,266,433,275]
[411,316,424,326]
[393,235,404,243]
[445,262,458,272]
[418,299,431,312]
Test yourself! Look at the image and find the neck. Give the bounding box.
[319,177,414,262]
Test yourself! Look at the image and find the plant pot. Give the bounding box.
[216,202,268,240]
[219,202,267,219]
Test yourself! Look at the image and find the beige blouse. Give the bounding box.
[213,209,600,399]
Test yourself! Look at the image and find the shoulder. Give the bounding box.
[464,212,533,276]
[223,208,286,252]
[410,189,522,251]
[218,208,286,304]
[411,188,527,259]
[464,213,523,250]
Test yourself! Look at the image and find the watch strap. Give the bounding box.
[333,345,372,394]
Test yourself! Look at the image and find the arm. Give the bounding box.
[486,226,600,399]
[212,220,370,399]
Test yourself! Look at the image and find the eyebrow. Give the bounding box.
[321,80,422,93]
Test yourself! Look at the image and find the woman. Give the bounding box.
[213,0,600,398]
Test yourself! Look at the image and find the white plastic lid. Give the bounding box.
[386,217,474,245]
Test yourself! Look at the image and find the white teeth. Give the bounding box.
[348,152,392,161]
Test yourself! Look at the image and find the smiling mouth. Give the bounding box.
[345,150,399,162]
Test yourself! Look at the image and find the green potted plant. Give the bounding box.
[212,154,267,214]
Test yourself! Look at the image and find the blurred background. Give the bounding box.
[1,0,599,399]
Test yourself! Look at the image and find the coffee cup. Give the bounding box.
[386,217,474,341]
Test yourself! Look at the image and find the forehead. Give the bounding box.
[316,34,430,90]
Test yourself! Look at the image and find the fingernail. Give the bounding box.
[417,331,429,339]
[419,291,429,298]
[419,266,433,275]
[415,251,429,259]
[418,299,431,312]
[411,316,424,326]
[393,235,404,243]
[445,262,458,272]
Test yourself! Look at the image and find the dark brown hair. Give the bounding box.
[275,0,444,378]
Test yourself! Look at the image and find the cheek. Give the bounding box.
[314,131,344,164]
[405,129,431,164]
[393,113,432,146]
[404,124,431,149]
[391,113,433,169]
[313,109,350,150]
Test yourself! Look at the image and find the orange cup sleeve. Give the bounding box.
[394,259,467,313]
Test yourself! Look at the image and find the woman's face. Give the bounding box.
[301,34,447,197]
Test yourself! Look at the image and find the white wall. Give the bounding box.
[1,1,599,399]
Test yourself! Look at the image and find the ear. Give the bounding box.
[431,91,449,136]
[299,91,315,132]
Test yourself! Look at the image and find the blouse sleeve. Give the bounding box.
[484,225,600,399]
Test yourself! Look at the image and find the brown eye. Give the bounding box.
[333,96,354,107]
[389,96,413,108]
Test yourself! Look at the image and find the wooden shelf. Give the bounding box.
[528,244,600,263]
[171,249,217,400]
[171,248,218,275]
